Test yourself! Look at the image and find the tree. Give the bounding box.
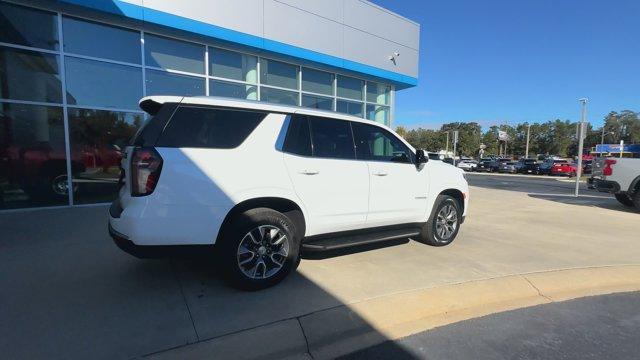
[395,126,408,139]
[440,122,482,157]
[394,110,639,159]
[403,128,445,151]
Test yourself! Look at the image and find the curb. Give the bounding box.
[467,172,588,183]
[145,265,640,360]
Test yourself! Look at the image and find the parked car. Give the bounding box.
[589,157,640,211]
[108,96,470,290]
[516,158,540,174]
[457,160,478,171]
[582,159,593,175]
[549,162,577,177]
[539,158,568,175]
[498,161,518,173]
[1,111,123,201]
[476,158,499,172]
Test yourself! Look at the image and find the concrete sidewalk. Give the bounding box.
[1,186,639,359]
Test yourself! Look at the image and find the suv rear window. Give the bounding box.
[156,106,266,149]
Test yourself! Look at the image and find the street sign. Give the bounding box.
[498,130,509,141]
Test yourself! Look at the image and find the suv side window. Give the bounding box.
[352,122,413,164]
[283,115,312,156]
[156,106,266,149]
[309,116,355,160]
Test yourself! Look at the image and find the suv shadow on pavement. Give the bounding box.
[0,204,418,360]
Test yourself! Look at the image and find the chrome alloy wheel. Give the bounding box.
[435,203,458,241]
[51,174,70,196]
[236,225,290,279]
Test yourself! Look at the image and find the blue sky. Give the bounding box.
[372,0,639,129]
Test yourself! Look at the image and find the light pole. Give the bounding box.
[525,123,531,158]
[599,129,614,157]
[445,131,449,152]
[452,130,459,166]
[575,98,588,197]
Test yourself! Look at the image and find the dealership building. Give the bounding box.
[0,0,420,209]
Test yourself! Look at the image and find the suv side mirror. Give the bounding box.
[415,149,428,167]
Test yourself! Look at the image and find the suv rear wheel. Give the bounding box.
[632,191,640,212]
[419,195,461,246]
[219,208,300,290]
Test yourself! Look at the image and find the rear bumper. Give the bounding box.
[588,178,620,193]
[108,222,213,259]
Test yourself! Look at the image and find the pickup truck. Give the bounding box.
[588,158,640,211]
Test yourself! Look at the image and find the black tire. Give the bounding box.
[633,191,640,212]
[218,208,301,291]
[616,193,634,207]
[418,195,462,247]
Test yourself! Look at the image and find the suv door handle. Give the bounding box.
[300,169,319,175]
[373,171,388,176]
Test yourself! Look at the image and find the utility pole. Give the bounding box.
[575,98,587,197]
[525,123,531,158]
[452,130,459,166]
[445,131,449,152]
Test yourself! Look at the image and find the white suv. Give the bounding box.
[109,96,469,290]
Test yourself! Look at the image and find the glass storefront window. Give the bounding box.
[337,100,363,117]
[366,104,390,125]
[210,47,257,84]
[260,87,298,106]
[0,103,67,209]
[260,59,298,90]
[302,94,333,111]
[0,2,59,50]
[62,17,141,64]
[366,82,391,105]
[65,57,142,110]
[145,34,205,74]
[0,47,62,103]
[337,75,363,101]
[302,67,334,95]
[68,108,143,204]
[146,70,205,97]
[210,80,257,100]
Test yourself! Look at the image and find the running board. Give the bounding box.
[302,227,421,252]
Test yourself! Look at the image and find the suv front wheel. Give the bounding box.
[219,208,301,290]
[419,195,461,246]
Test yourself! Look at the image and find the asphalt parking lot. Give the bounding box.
[1,173,639,359]
[343,291,640,360]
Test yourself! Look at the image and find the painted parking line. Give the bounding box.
[526,192,611,199]
[468,172,586,183]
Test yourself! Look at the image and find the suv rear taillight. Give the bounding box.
[131,147,163,196]
[603,159,616,176]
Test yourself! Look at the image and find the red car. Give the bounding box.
[549,162,577,177]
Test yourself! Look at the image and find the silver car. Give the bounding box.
[457,160,478,171]
[498,161,518,173]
